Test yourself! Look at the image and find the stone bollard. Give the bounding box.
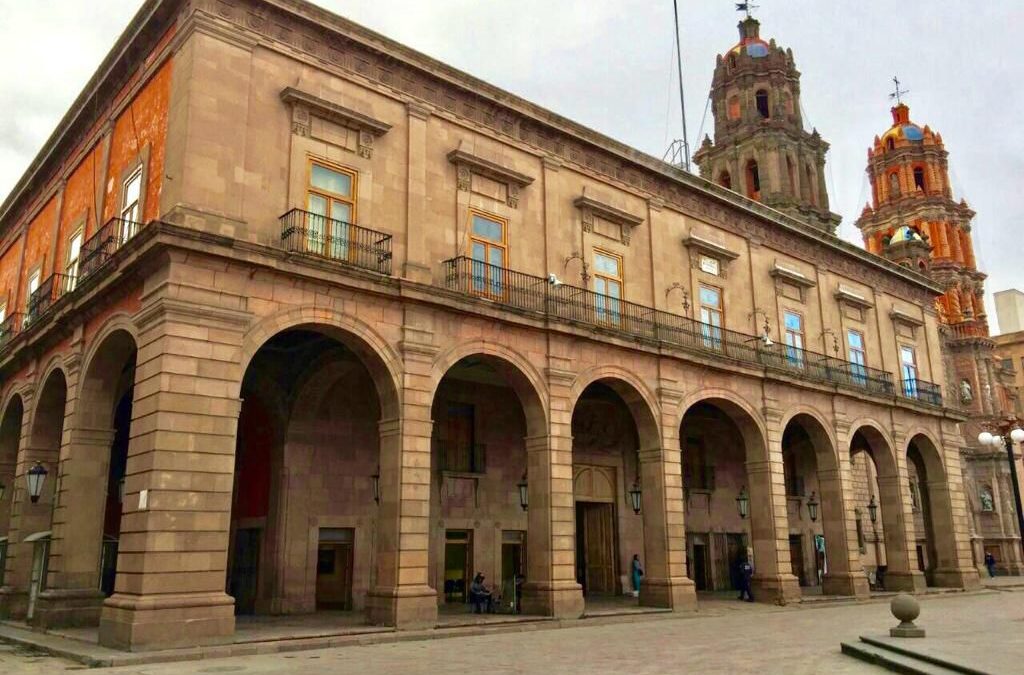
[889,593,925,638]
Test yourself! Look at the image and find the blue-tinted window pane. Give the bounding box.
[472,215,503,242]
[594,253,620,277]
[847,330,863,350]
[311,164,352,197]
[699,286,721,308]
[784,312,802,331]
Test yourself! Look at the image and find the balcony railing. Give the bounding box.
[79,217,141,280]
[901,378,943,407]
[26,273,75,325]
[443,256,905,401]
[0,313,22,352]
[280,209,393,276]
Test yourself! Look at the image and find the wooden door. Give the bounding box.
[581,503,616,595]
[316,542,354,610]
[789,535,806,586]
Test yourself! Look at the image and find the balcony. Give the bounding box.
[0,313,22,352]
[442,256,905,402]
[901,378,943,407]
[25,273,75,325]
[79,217,141,280]
[280,209,393,276]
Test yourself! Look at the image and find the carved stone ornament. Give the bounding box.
[574,191,643,246]
[682,233,740,279]
[447,141,534,208]
[280,86,392,158]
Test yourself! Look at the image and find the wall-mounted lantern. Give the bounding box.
[27,462,48,503]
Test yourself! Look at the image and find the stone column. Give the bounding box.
[880,429,926,592]
[98,285,250,650]
[817,462,870,598]
[520,364,583,618]
[402,103,432,283]
[366,319,437,628]
[930,432,981,589]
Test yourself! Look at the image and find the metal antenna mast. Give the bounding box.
[667,0,691,171]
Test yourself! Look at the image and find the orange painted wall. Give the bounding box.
[0,241,21,312]
[53,144,104,278]
[18,198,58,306]
[102,59,173,225]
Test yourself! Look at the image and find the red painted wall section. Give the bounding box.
[0,241,20,312]
[53,144,104,277]
[102,59,173,225]
[18,198,58,305]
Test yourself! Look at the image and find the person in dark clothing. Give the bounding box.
[469,572,493,613]
[737,557,754,602]
[985,552,997,578]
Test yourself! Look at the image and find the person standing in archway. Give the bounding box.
[737,556,755,602]
[631,554,644,597]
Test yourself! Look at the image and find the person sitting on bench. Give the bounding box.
[469,572,493,613]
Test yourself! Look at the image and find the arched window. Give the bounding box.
[886,137,895,151]
[728,95,741,121]
[755,89,770,119]
[888,171,900,197]
[718,170,732,189]
[728,53,737,69]
[913,166,926,192]
[745,160,760,200]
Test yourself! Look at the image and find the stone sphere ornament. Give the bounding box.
[889,593,925,638]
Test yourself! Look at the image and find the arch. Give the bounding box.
[677,389,768,463]
[745,160,761,200]
[912,165,927,192]
[29,367,68,451]
[78,328,137,431]
[569,366,660,451]
[904,429,947,482]
[886,137,895,151]
[240,306,402,420]
[847,419,898,478]
[718,170,732,190]
[80,314,139,381]
[431,340,548,436]
[755,89,770,119]
[779,407,839,471]
[727,94,740,120]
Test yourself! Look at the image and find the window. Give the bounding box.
[783,311,804,366]
[441,403,484,473]
[683,438,714,491]
[886,137,895,151]
[755,89,770,119]
[698,255,720,276]
[593,250,623,325]
[24,268,41,324]
[848,329,867,384]
[888,171,900,197]
[65,230,83,290]
[913,166,926,192]
[307,161,357,261]
[745,160,760,200]
[698,284,723,350]
[119,168,143,242]
[469,211,507,298]
[0,302,5,325]
[718,171,732,189]
[900,345,918,398]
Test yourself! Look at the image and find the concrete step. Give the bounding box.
[841,636,988,675]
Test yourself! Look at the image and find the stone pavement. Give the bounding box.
[2,590,1023,674]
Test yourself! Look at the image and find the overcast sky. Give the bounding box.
[1,1,1021,330]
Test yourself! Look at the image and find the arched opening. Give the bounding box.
[0,395,25,587]
[913,166,927,192]
[430,354,543,616]
[718,170,732,190]
[229,326,397,620]
[23,369,68,621]
[849,428,889,591]
[727,95,741,121]
[906,434,962,588]
[680,401,757,596]
[780,414,854,596]
[745,160,761,201]
[886,137,895,151]
[888,171,900,198]
[755,89,770,119]
[727,54,737,70]
[571,379,657,608]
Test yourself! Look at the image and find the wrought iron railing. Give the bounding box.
[0,313,22,352]
[900,378,942,407]
[443,256,905,401]
[25,273,75,325]
[280,209,393,276]
[78,217,140,280]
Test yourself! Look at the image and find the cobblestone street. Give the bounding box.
[3,590,1022,674]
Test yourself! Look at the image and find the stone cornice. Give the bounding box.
[573,194,643,226]
[447,146,534,188]
[681,234,740,261]
[280,86,392,136]
[834,285,874,310]
[770,262,816,288]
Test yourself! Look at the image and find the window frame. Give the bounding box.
[65,228,84,290]
[899,344,918,398]
[467,208,508,299]
[306,159,359,261]
[698,283,724,350]
[783,309,805,366]
[847,328,867,383]
[593,248,623,326]
[119,166,144,242]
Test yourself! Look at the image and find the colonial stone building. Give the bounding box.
[854,103,1024,574]
[0,0,978,652]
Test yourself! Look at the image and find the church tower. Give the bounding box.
[693,15,840,234]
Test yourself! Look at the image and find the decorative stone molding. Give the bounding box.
[280,87,392,158]
[769,261,816,288]
[682,233,740,278]
[834,285,875,310]
[574,191,644,245]
[447,142,534,208]
[890,308,925,328]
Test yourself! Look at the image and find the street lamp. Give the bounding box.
[736,486,750,519]
[867,494,878,524]
[26,461,48,503]
[806,491,819,523]
[117,477,126,504]
[371,467,381,504]
[517,473,528,512]
[978,426,1024,558]
[628,479,642,515]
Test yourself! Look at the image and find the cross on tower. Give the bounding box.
[735,2,759,19]
[889,76,909,105]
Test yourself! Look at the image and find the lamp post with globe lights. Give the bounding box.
[978,425,1024,558]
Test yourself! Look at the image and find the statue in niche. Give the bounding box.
[960,379,974,405]
[979,487,994,513]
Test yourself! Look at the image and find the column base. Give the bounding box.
[822,573,870,598]
[932,567,981,590]
[751,573,801,605]
[639,576,697,611]
[99,591,236,651]
[32,588,106,629]
[884,570,927,593]
[0,587,28,620]
[520,580,584,619]
[365,585,437,629]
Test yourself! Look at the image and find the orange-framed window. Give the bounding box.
[65,229,84,289]
[306,160,357,260]
[119,167,143,242]
[783,310,804,366]
[593,249,623,325]
[467,209,507,298]
[698,283,723,350]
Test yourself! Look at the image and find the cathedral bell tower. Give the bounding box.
[693,16,841,234]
